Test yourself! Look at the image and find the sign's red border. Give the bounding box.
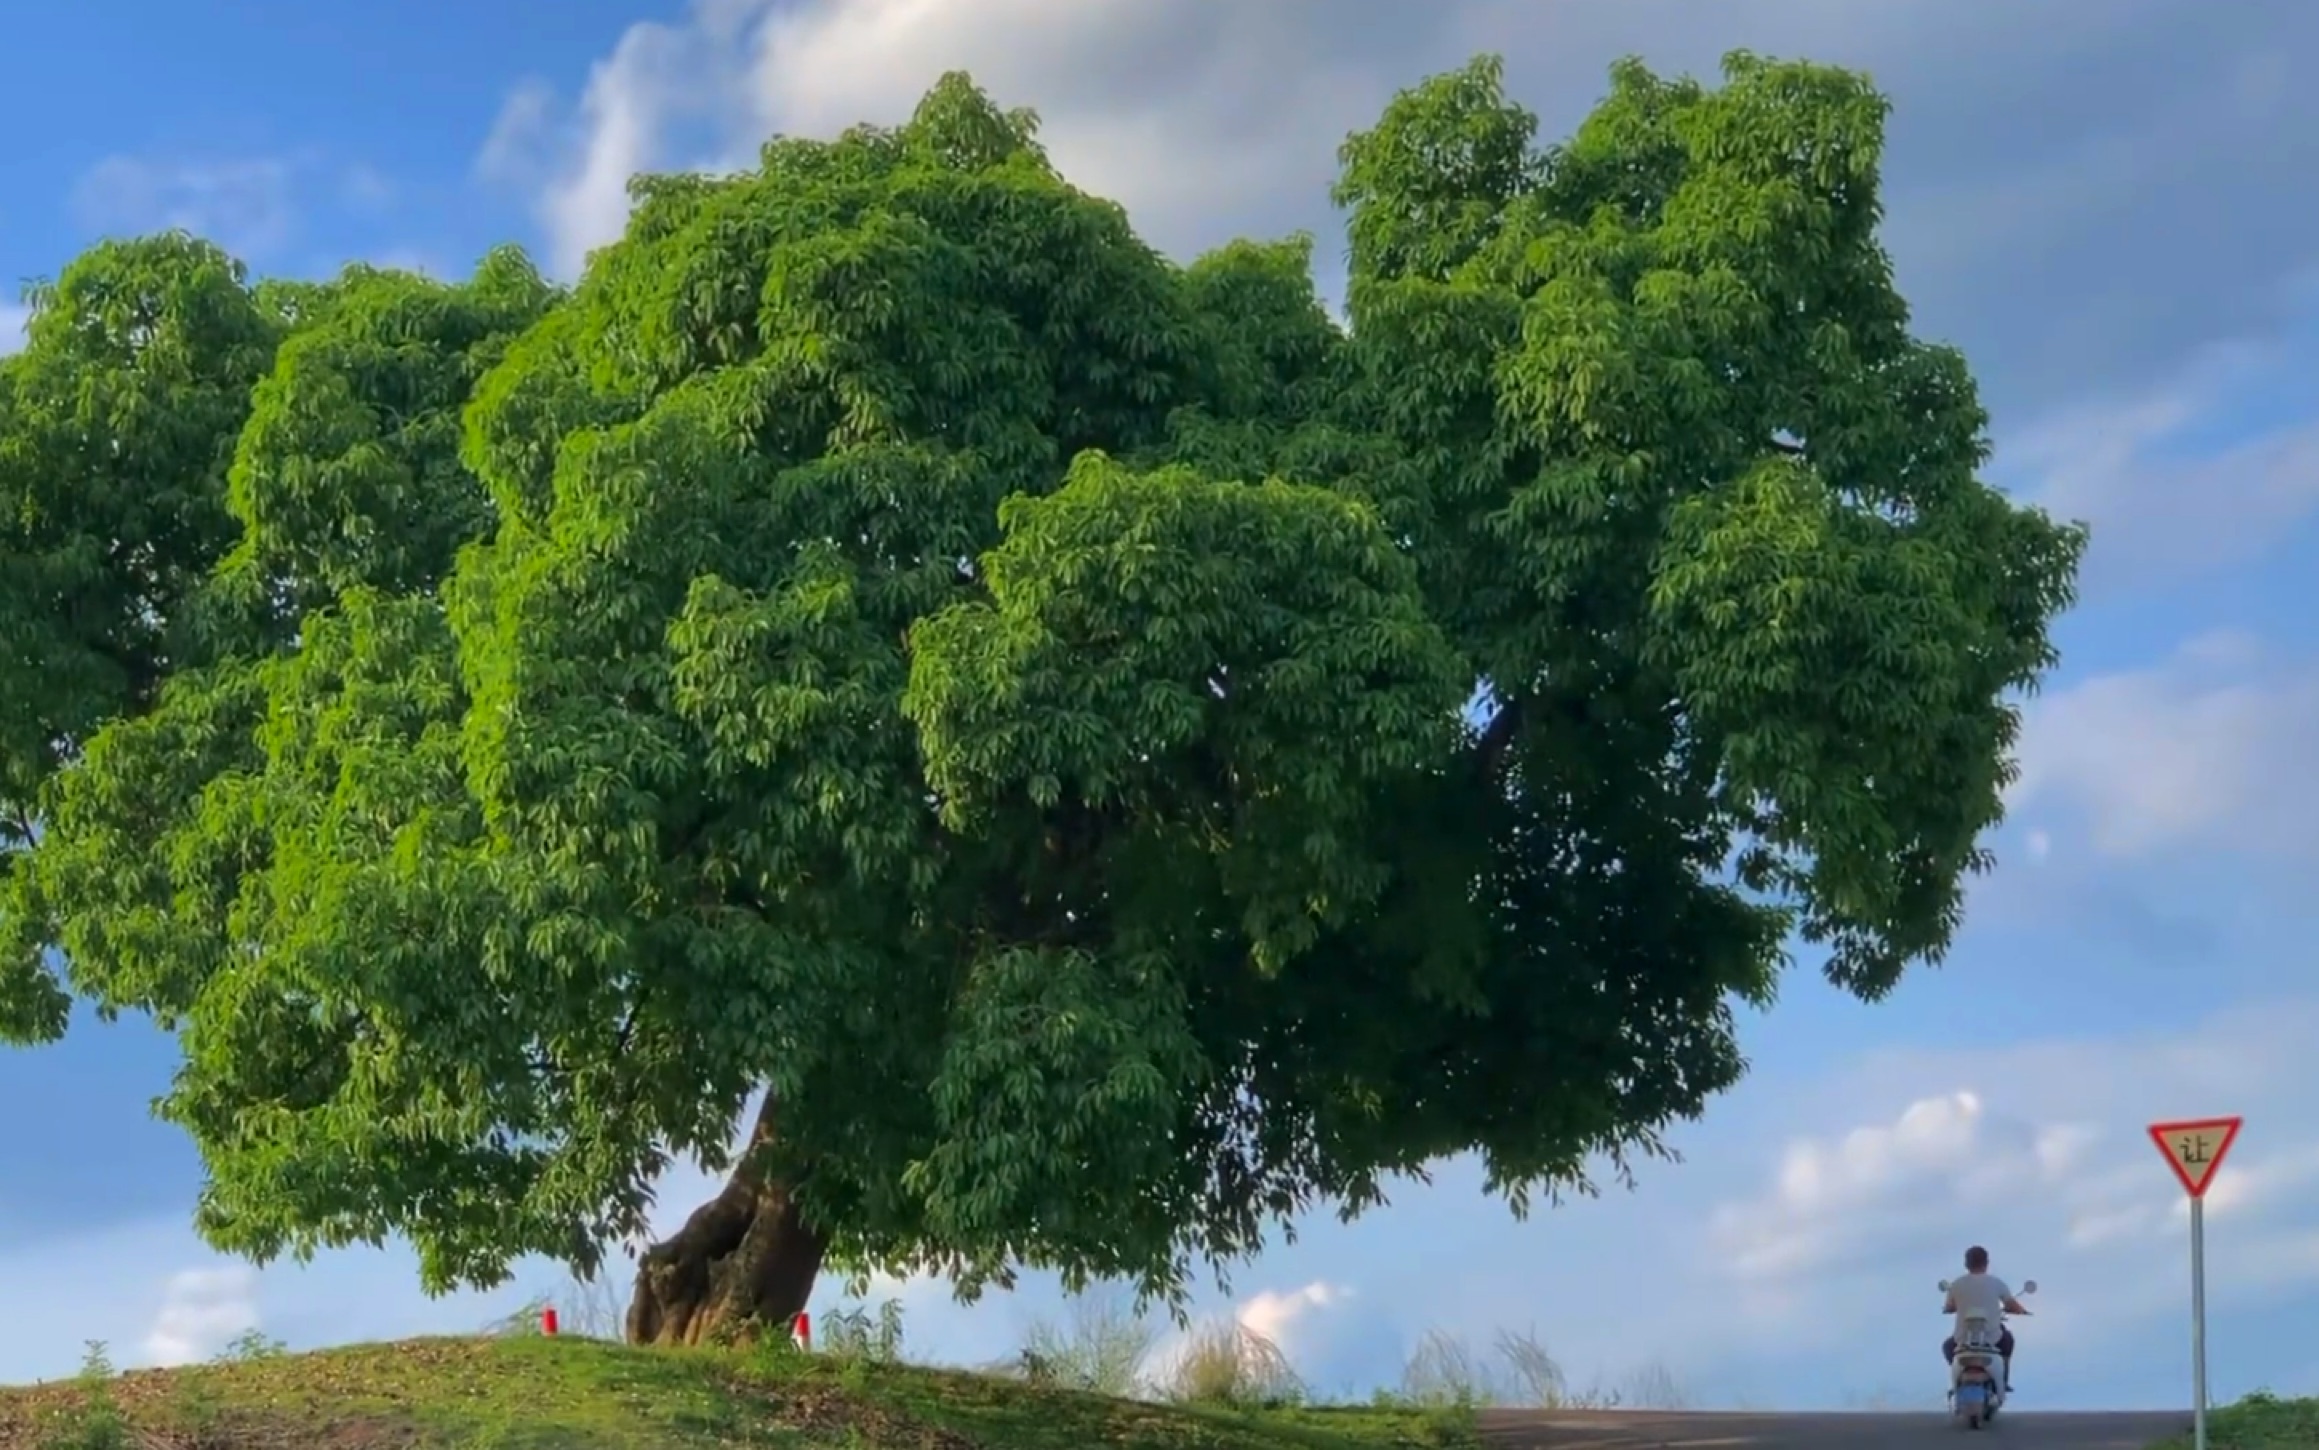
[2146,1116,2244,1200]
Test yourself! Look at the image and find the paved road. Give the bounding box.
[1476,1409,2193,1447]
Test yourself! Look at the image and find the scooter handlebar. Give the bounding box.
[1936,1277,2039,1294]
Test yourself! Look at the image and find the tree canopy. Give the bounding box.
[0,52,2082,1343]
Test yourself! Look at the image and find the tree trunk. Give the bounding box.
[624,1093,828,1347]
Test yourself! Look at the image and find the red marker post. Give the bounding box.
[2148,1115,2242,1450]
[792,1312,811,1351]
[541,1306,559,1336]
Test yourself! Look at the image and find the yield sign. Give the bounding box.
[2148,1116,2243,1200]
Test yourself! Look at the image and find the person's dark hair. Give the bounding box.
[1964,1245,1990,1272]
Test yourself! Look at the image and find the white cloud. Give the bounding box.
[143,1265,261,1367]
[0,301,26,356]
[479,0,1417,279]
[71,156,303,260]
[2005,327,2319,593]
[476,79,560,190]
[339,164,397,214]
[495,0,1861,281]
[2011,631,2319,861]
[467,0,2319,435]
[1709,1091,2089,1286]
[469,0,2274,298]
[1237,1280,1352,1352]
[0,1209,541,1385]
[64,151,417,264]
[475,7,766,280]
[0,1219,217,1380]
[736,0,1410,262]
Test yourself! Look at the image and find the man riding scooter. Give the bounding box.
[1942,1245,2031,1391]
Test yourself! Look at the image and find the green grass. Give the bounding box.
[0,1333,1477,1450]
[2147,1391,2319,1449]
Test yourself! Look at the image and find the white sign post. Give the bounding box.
[2148,1115,2243,1450]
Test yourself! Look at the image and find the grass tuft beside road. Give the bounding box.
[2147,1390,2319,1449]
[0,1333,1477,1450]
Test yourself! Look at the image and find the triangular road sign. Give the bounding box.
[2147,1116,2243,1199]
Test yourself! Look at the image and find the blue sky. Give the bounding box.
[4,0,2318,1413]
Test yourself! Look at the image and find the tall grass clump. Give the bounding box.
[1158,1318,1304,1408]
[1011,1292,1159,1396]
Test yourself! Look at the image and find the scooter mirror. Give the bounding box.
[1937,1280,1951,1292]
[2021,1280,2038,1294]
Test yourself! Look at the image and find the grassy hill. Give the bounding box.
[10,1327,2302,1447]
[0,1334,1477,1450]
[2149,1390,2319,1449]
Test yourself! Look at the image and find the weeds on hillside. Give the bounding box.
[1395,1329,1536,1409]
[1377,1327,1690,1412]
[3,1290,1671,1449]
[469,1272,1687,1415]
[999,1297,1691,1413]
[31,1329,298,1450]
[468,1265,1694,1414]
[991,1302,1308,1408]
[212,1329,286,1363]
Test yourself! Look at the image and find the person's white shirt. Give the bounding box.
[1949,1271,2013,1342]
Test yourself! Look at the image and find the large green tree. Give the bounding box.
[0,53,2081,1346]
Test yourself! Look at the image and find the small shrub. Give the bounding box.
[39,1341,127,1450]
[818,1297,906,1364]
[213,1328,287,1362]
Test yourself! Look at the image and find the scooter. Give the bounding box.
[1935,1277,2036,1429]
